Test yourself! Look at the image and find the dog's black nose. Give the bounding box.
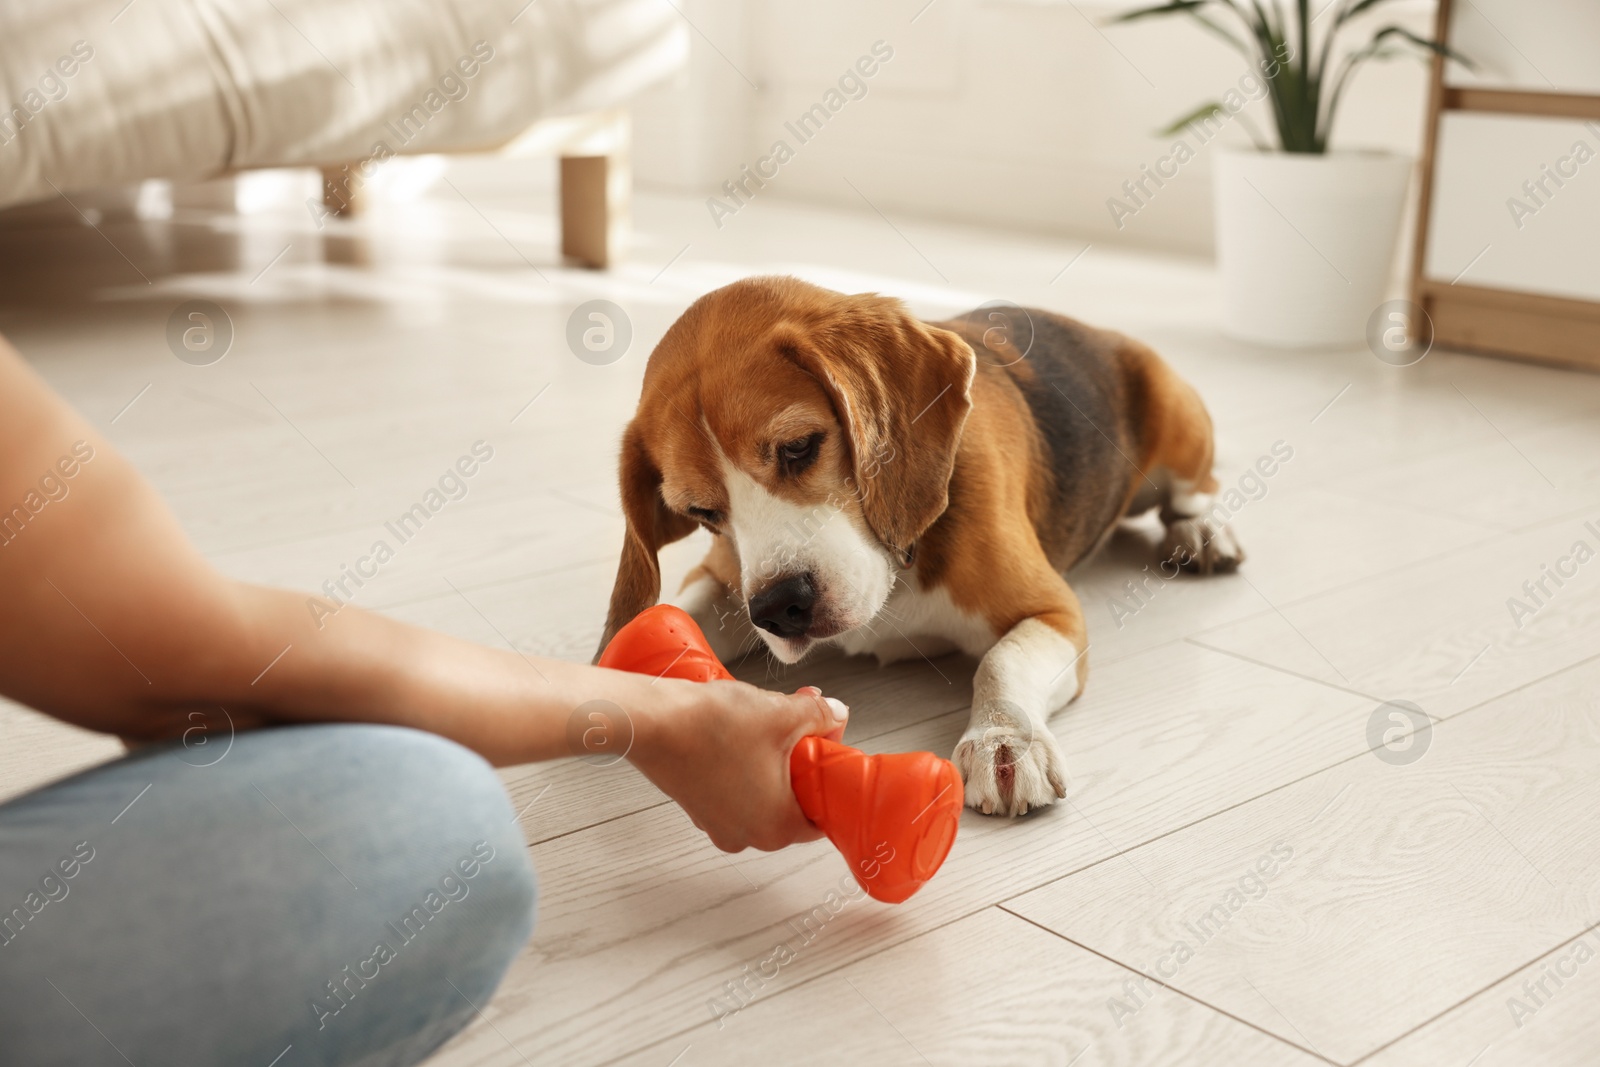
[749,574,816,639]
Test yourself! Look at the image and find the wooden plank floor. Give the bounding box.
[4,158,1600,1066]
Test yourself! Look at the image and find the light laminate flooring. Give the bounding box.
[3,159,1599,1067]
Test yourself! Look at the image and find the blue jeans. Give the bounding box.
[0,724,537,1066]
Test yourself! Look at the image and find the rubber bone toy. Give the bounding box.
[598,604,962,904]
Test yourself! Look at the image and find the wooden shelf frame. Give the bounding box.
[1409,0,1600,372]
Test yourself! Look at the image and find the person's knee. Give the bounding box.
[250,725,538,965]
[327,728,538,1039]
[401,731,540,947]
[317,724,538,924]
[278,727,538,1061]
[0,724,537,1067]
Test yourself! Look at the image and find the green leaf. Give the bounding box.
[1185,9,1251,53]
[1366,24,1475,68]
[1108,0,1215,24]
[1336,0,1402,26]
[1317,26,1471,148]
[1157,100,1228,136]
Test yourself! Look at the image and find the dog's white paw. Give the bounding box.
[673,578,753,663]
[952,709,1068,817]
[1162,517,1245,576]
[698,608,755,664]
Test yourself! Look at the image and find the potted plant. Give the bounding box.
[1113,0,1469,347]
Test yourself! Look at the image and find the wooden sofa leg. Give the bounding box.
[320,163,366,217]
[560,148,629,270]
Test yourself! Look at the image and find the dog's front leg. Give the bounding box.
[670,573,752,664]
[953,610,1085,816]
[668,536,756,665]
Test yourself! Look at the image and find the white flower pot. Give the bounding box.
[1213,148,1412,348]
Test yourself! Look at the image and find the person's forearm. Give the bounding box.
[225,581,692,767]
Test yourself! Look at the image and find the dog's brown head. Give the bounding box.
[599,276,976,663]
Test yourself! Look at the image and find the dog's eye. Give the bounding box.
[686,506,723,527]
[778,433,823,475]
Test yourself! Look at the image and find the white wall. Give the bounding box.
[632,0,1439,256]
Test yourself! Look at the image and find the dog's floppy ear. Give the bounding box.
[781,296,975,559]
[597,422,696,660]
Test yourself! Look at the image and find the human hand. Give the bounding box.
[628,680,847,852]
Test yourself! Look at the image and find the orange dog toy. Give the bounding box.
[598,605,961,903]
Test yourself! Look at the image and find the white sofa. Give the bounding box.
[0,0,687,265]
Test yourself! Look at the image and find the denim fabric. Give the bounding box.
[0,724,537,1066]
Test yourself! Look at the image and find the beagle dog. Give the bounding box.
[598,276,1241,816]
